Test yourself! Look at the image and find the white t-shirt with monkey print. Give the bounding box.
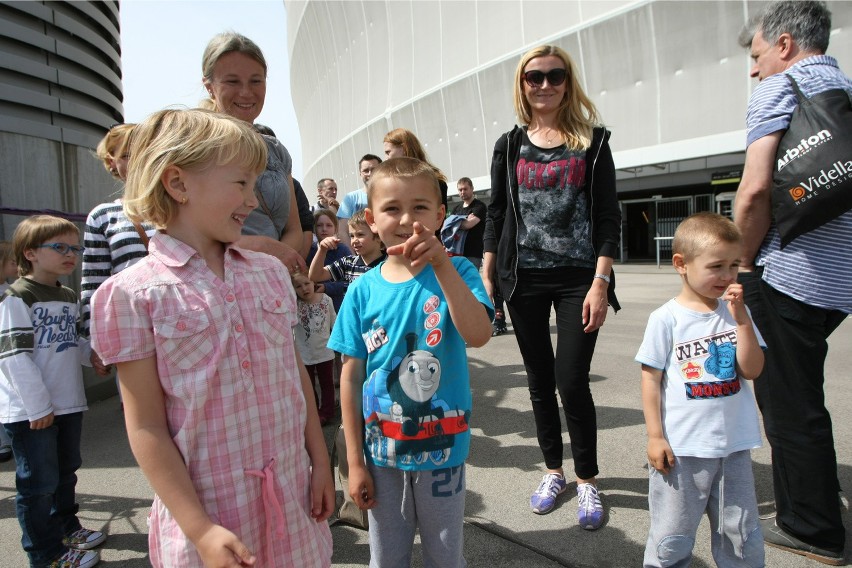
[635,299,765,458]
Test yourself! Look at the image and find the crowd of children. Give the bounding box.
[0,101,777,568]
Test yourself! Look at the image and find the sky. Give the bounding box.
[119,0,304,179]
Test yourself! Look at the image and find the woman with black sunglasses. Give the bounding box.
[482,45,621,531]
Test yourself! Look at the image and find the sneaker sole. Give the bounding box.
[580,519,604,530]
[68,533,107,551]
[764,540,844,566]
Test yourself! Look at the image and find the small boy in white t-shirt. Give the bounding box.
[636,212,766,568]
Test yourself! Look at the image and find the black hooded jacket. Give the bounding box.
[483,125,621,311]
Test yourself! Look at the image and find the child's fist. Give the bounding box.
[319,236,340,250]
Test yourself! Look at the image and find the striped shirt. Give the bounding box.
[328,253,386,283]
[746,55,852,313]
[80,200,154,335]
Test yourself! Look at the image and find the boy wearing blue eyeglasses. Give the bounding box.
[0,215,107,568]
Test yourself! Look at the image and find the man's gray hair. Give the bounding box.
[740,1,831,52]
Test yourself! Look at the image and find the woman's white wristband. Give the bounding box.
[593,273,611,284]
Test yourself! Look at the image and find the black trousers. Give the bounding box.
[506,267,599,479]
[740,270,847,552]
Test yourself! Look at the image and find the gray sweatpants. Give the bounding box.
[367,461,466,568]
[644,450,764,568]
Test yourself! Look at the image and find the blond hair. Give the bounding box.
[347,209,370,231]
[12,216,80,276]
[95,124,136,179]
[673,212,742,262]
[123,109,267,229]
[367,157,442,208]
[383,128,447,183]
[513,45,600,151]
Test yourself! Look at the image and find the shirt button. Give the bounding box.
[176,322,186,331]
[275,299,282,308]
[225,294,235,302]
[235,324,243,333]
[242,360,250,370]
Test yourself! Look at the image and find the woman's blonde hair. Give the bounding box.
[123,108,268,229]
[512,45,600,151]
[201,32,267,113]
[95,124,136,179]
[383,128,447,183]
[12,215,80,276]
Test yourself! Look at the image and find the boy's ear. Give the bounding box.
[436,203,446,227]
[672,253,687,275]
[23,248,37,262]
[161,165,187,204]
[365,208,377,231]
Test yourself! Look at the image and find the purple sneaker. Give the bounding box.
[577,483,603,529]
[530,473,567,514]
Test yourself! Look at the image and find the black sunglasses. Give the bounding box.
[523,68,567,87]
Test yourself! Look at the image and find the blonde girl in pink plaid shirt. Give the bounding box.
[90,109,333,568]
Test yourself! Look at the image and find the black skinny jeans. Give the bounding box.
[505,266,600,479]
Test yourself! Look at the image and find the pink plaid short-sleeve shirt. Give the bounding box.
[91,233,332,568]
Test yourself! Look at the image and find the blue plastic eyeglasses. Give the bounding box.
[37,243,84,256]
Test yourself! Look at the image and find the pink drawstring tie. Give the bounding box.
[246,458,288,563]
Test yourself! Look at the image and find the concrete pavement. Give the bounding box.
[1,265,849,567]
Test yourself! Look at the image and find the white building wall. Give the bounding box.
[287,0,852,200]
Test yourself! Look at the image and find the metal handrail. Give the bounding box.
[654,236,674,268]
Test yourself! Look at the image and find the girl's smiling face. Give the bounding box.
[169,160,259,248]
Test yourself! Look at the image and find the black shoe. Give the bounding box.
[761,517,844,565]
[492,320,507,336]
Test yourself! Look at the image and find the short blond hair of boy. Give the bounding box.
[347,209,374,233]
[12,215,80,276]
[123,108,268,229]
[367,157,441,207]
[672,212,741,262]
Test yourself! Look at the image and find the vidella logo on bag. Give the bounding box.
[771,75,852,247]
[777,129,833,172]
[787,159,852,205]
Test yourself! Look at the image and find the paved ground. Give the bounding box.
[1,265,850,567]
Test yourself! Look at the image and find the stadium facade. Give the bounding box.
[0,0,123,238]
[286,0,851,262]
